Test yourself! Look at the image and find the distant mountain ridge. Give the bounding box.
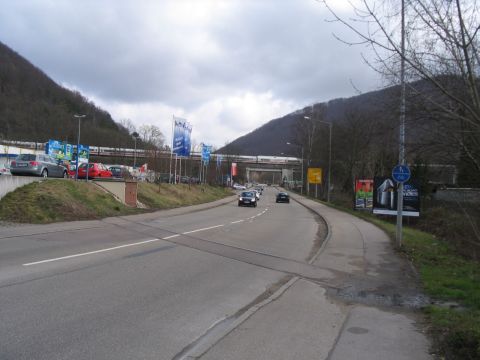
[218,85,397,157]
[0,41,134,147]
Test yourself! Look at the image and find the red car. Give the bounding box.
[77,163,112,179]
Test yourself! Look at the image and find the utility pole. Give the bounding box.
[396,0,406,248]
[74,114,86,181]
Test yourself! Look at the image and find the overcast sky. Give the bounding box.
[0,0,381,148]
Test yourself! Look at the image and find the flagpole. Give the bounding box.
[169,115,174,184]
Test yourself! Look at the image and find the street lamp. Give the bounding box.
[304,116,332,203]
[286,142,304,195]
[74,114,86,181]
[132,131,139,169]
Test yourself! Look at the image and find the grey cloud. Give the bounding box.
[0,0,379,112]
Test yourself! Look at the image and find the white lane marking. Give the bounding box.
[182,224,224,235]
[231,220,244,224]
[23,223,227,266]
[163,234,180,240]
[23,238,161,266]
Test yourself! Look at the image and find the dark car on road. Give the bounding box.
[238,191,257,207]
[276,192,290,203]
[10,154,68,178]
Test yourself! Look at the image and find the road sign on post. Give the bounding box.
[307,168,322,184]
[392,164,410,183]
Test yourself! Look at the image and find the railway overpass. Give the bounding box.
[0,140,302,182]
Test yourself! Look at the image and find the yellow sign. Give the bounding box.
[307,168,322,184]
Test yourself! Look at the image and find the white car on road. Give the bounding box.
[233,183,246,190]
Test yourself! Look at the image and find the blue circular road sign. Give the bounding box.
[392,164,411,183]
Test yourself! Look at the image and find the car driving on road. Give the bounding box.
[10,154,68,178]
[276,192,290,203]
[238,191,257,207]
[233,183,247,190]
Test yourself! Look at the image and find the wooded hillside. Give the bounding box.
[0,41,134,148]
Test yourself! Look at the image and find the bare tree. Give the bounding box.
[323,0,480,177]
[138,124,165,149]
[119,118,137,135]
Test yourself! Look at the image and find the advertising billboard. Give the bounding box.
[307,168,322,184]
[183,123,192,157]
[72,145,90,164]
[172,116,192,157]
[46,140,74,161]
[201,144,212,164]
[373,176,420,216]
[354,179,374,210]
[64,144,73,161]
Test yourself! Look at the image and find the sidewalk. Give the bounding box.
[295,194,432,360]
[197,193,432,360]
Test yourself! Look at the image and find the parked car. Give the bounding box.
[108,165,129,178]
[276,192,290,203]
[238,191,257,207]
[0,163,11,175]
[233,183,247,190]
[68,164,77,178]
[77,163,113,179]
[10,154,68,178]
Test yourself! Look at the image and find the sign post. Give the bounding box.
[307,168,322,199]
[392,164,411,248]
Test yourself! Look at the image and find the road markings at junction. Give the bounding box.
[182,224,224,235]
[163,234,180,240]
[23,209,270,266]
[23,238,162,266]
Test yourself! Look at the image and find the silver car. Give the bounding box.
[10,154,68,178]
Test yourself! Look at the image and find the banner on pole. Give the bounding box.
[202,144,212,164]
[231,162,237,176]
[77,145,90,163]
[172,116,192,157]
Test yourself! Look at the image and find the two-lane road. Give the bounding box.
[0,187,325,359]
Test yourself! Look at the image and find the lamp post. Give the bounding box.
[304,116,332,203]
[286,142,304,195]
[74,114,86,181]
[132,131,139,169]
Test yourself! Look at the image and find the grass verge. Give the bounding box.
[0,181,234,224]
[320,199,480,359]
[0,180,141,223]
[137,183,233,209]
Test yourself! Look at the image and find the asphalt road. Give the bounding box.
[0,187,432,359]
[0,187,323,359]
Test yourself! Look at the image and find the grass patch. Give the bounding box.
[301,193,480,358]
[137,183,233,209]
[0,181,234,224]
[0,180,141,223]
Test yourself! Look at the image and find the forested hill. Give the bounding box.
[217,86,397,157]
[0,41,134,147]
